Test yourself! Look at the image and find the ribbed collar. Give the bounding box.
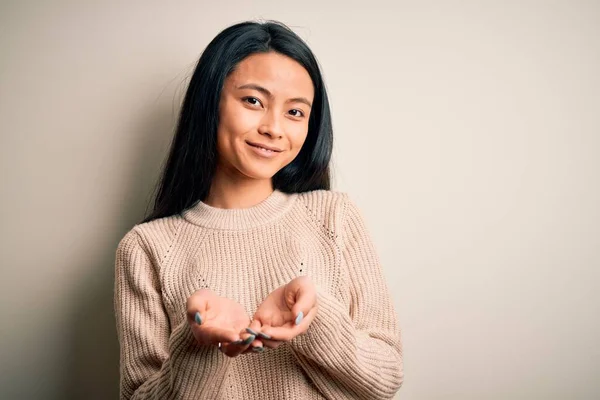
[182,190,298,230]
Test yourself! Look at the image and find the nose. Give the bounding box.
[258,109,284,139]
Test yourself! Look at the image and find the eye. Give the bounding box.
[243,96,263,107]
[288,109,305,118]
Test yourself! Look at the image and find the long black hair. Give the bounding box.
[141,20,333,224]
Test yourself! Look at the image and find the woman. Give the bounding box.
[114,20,403,399]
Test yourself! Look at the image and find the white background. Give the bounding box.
[1,1,599,399]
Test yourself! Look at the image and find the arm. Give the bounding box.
[114,229,231,399]
[288,196,404,399]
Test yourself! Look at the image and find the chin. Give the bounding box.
[238,163,281,181]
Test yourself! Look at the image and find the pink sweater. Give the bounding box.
[114,189,403,399]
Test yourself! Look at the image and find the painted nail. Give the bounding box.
[258,332,271,340]
[251,346,265,353]
[245,327,259,336]
[295,311,304,326]
[242,335,255,346]
[231,340,243,345]
[195,312,203,325]
[246,327,271,339]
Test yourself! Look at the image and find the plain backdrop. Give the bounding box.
[1,1,599,399]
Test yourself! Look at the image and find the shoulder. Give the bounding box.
[116,214,184,263]
[295,189,373,245]
[295,189,355,240]
[296,188,348,208]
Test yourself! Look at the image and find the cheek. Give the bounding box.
[218,101,258,140]
[288,124,310,151]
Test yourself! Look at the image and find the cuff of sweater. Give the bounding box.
[168,321,233,397]
[288,287,356,366]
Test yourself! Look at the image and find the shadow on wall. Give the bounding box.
[65,102,176,400]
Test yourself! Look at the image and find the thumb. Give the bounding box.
[186,290,210,325]
[290,285,316,326]
[248,319,262,333]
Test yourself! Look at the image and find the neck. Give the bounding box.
[205,167,274,209]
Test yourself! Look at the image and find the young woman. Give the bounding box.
[114,20,403,399]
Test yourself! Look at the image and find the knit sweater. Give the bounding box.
[114,189,404,399]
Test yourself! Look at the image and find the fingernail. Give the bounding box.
[232,340,243,345]
[245,327,259,336]
[252,346,265,353]
[195,312,203,325]
[242,335,255,346]
[258,332,271,340]
[295,311,304,325]
[247,327,271,339]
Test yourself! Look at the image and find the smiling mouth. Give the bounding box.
[246,141,283,153]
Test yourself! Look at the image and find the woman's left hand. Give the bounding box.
[247,276,318,350]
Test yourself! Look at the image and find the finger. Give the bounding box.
[254,309,295,328]
[224,333,256,357]
[193,325,240,345]
[291,286,317,326]
[230,332,256,348]
[262,307,318,341]
[252,308,275,327]
[241,343,263,354]
[250,323,279,348]
[249,338,264,353]
[246,321,272,340]
[295,305,318,334]
[186,305,206,325]
[241,340,266,355]
[221,343,242,358]
[248,319,262,334]
[260,338,283,349]
[186,296,209,324]
[242,329,265,347]
[259,323,296,342]
[254,305,296,328]
[250,345,266,354]
[234,332,262,348]
[242,337,265,355]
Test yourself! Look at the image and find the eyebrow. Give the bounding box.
[236,83,313,107]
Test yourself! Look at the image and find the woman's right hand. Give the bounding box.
[186,289,261,357]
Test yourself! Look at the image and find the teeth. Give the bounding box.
[254,145,273,152]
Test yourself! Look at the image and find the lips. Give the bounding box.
[246,141,283,152]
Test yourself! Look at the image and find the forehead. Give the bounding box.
[226,52,314,98]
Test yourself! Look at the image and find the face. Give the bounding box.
[215,52,315,182]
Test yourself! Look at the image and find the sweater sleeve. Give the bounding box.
[114,228,231,399]
[288,196,404,399]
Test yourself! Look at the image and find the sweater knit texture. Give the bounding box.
[114,189,404,399]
